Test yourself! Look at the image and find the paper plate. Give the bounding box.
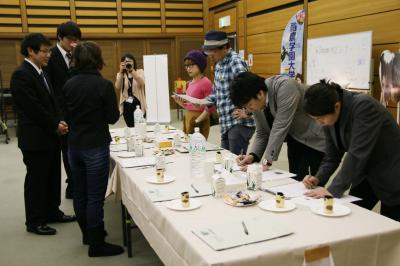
[165,198,202,211]
[116,151,136,158]
[311,204,351,217]
[258,199,296,212]
[146,175,176,184]
[223,193,261,207]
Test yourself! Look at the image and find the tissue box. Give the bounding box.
[219,169,246,192]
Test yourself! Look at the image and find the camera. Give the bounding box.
[125,63,133,69]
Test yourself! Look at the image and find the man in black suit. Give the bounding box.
[11,33,76,235]
[45,21,81,199]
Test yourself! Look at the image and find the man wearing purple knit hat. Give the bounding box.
[194,30,255,155]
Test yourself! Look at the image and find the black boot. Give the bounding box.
[76,219,88,245]
[88,226,124,257]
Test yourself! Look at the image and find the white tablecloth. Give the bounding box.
[108,143,400,266]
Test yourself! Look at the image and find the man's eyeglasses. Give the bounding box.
[39,49,51,55]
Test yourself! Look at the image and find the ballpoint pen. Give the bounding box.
[241,221,249,235]
[190,184,199,193]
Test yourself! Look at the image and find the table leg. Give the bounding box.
[121,201,127,246]
[126,211,133,257]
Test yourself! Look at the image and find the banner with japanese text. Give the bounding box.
[280,9,305,81]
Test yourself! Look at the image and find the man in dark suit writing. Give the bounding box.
[303,80,400,222]
[11,33,75,235]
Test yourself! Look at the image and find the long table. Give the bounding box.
[108,134,400,266]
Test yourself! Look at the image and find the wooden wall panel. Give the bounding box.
[0,41,19,88]
[0,1,22,33]
[247,31,283,54]
[247,5,302,35]
[308,10,400,44]
[309,0,400,25]
[251,53,281,75]
[165,0,203,33]
[121,0,161,33]
[209,0,232,9]
[118,39,146,69]
[247,0,298,15]
[213,7,237,33]
[96,40,118,81]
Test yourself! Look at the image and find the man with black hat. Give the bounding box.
[199,30,255,155]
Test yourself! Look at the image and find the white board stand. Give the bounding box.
[143,54,171,124]
[306,31,373,90]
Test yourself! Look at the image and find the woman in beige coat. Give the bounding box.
[115,53,147,127]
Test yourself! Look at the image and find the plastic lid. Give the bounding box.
[194,127,200,132]
[136,105,140,109]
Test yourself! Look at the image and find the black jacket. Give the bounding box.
[44,46,72,109]
[63,68,120,149]
[11,60,61,150]
[316,90,400,205]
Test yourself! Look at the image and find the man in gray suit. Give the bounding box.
[230,72,325,181]
[303,80,400,221]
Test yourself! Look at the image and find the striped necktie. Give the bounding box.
[66,52,72,68]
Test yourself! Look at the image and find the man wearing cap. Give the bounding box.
[200,30,255,155]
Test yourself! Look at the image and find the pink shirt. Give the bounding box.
[184,77,215,113]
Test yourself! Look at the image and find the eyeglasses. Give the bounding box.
[39,49,51,55]
[184,64,196,69]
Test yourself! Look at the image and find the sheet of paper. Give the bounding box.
[292,195,362,209]
[173,93,212,106]
[146,183,212,202]
[267,181,311,198]
[110,144,127,152]
[120,157,156,168]
[262,169,296,181]
[192,215,293,251]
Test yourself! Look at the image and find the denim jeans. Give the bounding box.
[68,145,110,229]
[221,125,255,155]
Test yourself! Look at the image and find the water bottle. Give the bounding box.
[137,117,147,140]
[133,105,143,127]
[189,127,206,180]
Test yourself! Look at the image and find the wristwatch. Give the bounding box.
[262,159,272,167]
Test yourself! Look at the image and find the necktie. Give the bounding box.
[66,52,72,68]
[40,71,50,93]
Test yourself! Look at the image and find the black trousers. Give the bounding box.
[61,135,73,190]
[21,148,62,227]
[122,97,141,127]
[350,179,400,222]
[286,135,325,183]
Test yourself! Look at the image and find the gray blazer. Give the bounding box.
[317,90,400,206]
[248,75,325,163]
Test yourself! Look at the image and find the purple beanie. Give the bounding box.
[184,50,207,72]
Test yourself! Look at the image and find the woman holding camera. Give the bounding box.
[115,53,147,127]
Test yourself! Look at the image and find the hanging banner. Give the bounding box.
[280,9,305,81]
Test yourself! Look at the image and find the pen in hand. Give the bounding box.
[241,221,249,235]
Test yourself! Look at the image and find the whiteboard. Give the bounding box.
[306,31,372,89]
[143,54,171,123]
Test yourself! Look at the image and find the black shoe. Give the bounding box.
[65,187,73,199]
[48,214,77,223]
[88,226,124,257]
[89,242,124,257]
[27,225,57,235]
